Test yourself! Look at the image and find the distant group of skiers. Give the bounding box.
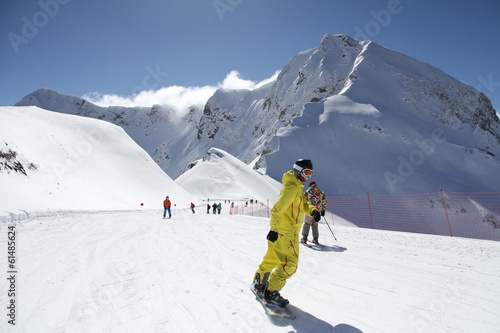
[162,197,226,217]
[207,202,222,214]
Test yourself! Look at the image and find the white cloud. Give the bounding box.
[83,70,280,116]
[219,70,255,90]
[84,85,216,110]
[219,70,280,90]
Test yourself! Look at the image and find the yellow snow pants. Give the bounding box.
[254,232,299,292]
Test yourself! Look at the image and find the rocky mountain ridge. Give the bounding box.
[16,34,500,194]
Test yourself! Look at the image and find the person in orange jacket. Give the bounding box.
[163,196,171,219]
[252,159,321,307]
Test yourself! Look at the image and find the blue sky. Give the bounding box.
[1,0,499,113]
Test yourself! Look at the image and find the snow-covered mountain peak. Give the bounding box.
[319,34,364,51]
[17,88,84,111]
[15,34,500,195]
[274,34,365,100]
[194,36,374,169]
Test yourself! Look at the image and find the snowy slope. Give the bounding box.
[266,95,500,195]
[0,106,194,217]
[16,88,205,178]
[175,148,281,203]
[1,209,499,332]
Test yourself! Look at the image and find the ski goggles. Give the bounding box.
[294,164,313,179]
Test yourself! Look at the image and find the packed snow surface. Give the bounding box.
[1,209,499,332]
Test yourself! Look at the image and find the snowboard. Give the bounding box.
[250,284,295,319]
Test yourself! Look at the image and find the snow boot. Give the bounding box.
[300,235,307,244]
[252,273,268,298]
[264,289,289,307]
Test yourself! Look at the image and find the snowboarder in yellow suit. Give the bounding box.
[252,159,321,307]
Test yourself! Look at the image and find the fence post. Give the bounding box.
[367,193,374,229]
[267,199,270,218]
[440,190,453,237]
[328,195,334,225]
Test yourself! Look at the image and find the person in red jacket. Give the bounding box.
[163,196,171,219]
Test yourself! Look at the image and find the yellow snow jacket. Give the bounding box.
[270,170,317,235]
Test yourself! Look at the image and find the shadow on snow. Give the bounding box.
[269,305,363,332]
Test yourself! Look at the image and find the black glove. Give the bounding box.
[266,230,278,243]
[321,210,325,216]
[312,210,321,222]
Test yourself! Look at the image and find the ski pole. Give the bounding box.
[322,215,337,241]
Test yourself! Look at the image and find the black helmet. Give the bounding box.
[293,159,313,183]
[295,159,313,170]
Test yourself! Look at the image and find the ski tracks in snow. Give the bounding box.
[0,209,263,332]
[2,209,499,332]
[148,210,267,332]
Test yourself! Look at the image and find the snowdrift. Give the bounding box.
[175,147,281,203]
